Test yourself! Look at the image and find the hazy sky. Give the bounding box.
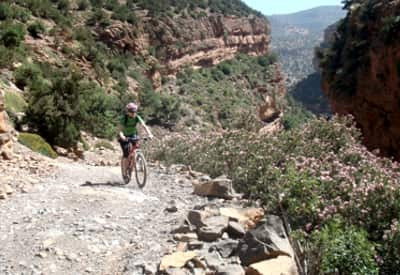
[243,0,343,15]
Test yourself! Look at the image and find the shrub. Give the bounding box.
[14,62,42,90]
[86,8,110,27]
[379,221,400,273]
[77,0,89,11]
[27,21,46,38]
[0,23,25,48]
[23,64,118,147]
[139,82,182,127]
[57,0,70,12]
[308,218,378,275]
[282,96,314,130]
[18,133,57,158]
[0,3,12,21]
[257,53,278,67]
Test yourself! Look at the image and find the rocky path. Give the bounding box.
[0,159,207,275]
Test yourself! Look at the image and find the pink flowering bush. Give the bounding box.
[151,116,400,272]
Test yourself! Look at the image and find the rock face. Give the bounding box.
[0,90,13,160]
[319,1,400,159]
[151,15,270,73]
[100,15,271,74]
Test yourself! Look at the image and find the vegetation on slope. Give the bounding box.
[0,0,272,148]
[152,116,400,273]
[172,53,279,130]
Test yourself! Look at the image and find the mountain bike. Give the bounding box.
[121,136,147,188]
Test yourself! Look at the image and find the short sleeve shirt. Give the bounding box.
[120,114,141,136]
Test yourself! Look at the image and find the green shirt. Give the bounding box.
[120,114,142,136]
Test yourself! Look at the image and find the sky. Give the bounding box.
[242,0,343,15]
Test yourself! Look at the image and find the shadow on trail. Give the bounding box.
[81,181,127,188]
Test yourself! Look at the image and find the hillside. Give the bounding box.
[0,0,285,154]
[269,5,345,114]
[269,6,345,84]
[269,6,347,32]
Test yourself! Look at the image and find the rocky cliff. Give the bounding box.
[100,14,270,74]
[319,0,400,159]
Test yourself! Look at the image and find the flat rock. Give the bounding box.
[246,256,298,275]
[159,251,197,271]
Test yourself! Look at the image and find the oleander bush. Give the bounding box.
[151,116,400,273]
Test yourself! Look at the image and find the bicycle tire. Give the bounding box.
[134,151,147,188]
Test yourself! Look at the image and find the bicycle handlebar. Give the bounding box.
[125,136,150,142]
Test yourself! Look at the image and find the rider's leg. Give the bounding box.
[119,138,130,177]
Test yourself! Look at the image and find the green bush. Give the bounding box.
[0,23,26,48]
[57,0,70,12]
[27,21,46,38]
[21,61,123,145]
[0,44,26,69]
[77,0,89,11]
[282,96,314,130]
[139,81,182,127]
[0,3,12,20]
[309,218,378,275]
[18,132,57,158]
[14,62,42,89]
[379,222,400,273]
[86,8,110,27]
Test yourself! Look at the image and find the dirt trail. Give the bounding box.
[0,159,207,275]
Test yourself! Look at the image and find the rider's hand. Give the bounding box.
[119,132,126,141]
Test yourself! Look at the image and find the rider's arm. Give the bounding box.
[118,117,126,140]
[137,115,154,139]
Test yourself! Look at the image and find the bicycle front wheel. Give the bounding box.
[134,151,147,188]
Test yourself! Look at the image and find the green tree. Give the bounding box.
[25,67,87,146]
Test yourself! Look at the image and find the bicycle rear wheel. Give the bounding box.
[134,151,147,188]
[121,157,132,184]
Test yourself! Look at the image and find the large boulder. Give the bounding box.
[197,215,229,242]
[238,215,294,266]
[192,175,234,199]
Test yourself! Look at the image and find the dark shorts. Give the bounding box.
[119,135,139,158]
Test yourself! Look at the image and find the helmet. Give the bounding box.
[126,102,138,113]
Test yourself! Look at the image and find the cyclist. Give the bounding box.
[118,103,153,180]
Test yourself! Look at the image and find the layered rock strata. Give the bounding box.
[100,15,270,74]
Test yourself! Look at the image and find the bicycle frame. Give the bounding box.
[127,138,140,167]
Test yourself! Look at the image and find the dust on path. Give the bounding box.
[0,160,206,275]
